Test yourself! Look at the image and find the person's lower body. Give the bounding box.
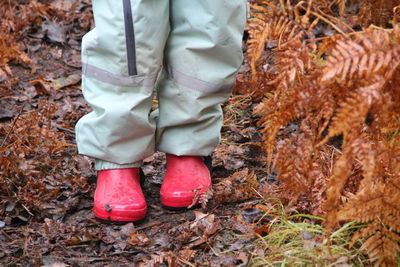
[75,0,246,222]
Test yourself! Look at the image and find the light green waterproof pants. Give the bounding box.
[75,0,247,170]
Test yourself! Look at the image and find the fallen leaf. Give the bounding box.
[190,211,214,230]
[213,144,246,170]
[241,208,263,223]
[18,52,36,73]
[42,20,67,43]
[65,231,100,245]
[210,255,237,266]
[0,108,13,120]
[129,233,152,246]
[52,73,81,90]
[214,169,259,204]
[0,68,7,82]
[30,78,52,95]
[5,202,16,212]
[43,263,67,267]
[237,252,249,265]
[50,0,77,11]
[178,249,196,262]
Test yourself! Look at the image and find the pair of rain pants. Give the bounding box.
[75,0,247,170]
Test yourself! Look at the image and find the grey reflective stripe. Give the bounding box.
[83,63,156,87]
[167,66,232,94]
[122,0,137,75]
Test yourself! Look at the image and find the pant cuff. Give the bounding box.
[95,160,142,171]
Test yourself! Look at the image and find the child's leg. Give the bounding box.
[157,0,246,208]
[76,0,170,170]
[156,0,247,155]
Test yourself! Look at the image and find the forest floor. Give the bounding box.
[0,1,276,266]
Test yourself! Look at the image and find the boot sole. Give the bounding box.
[161,195,203,209]
[94,207,147,223]
[95,216,146,225]
[162,204,201,211]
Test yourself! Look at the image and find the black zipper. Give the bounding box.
[122,0,137,76]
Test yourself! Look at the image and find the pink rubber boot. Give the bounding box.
[94,168,146,222]
[160,154,211,208]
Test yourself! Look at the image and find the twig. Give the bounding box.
[206,240,220,257]
[296,3,348,37]
[0,105,24,148]
[135,221,163,231]
[252,187,264,199]
[11,192,34,217]
[177,258,197,267]
[0,230,12,241]
[55,126,75,135]
[20,202,34,217]
[314,8,355,33]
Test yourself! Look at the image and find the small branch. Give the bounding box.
[55,126,75,135]
[0,105,24,148]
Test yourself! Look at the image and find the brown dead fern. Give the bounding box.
[246,0,400,264]
[213,168,259,204]
[359,0,400,27]
[333,139,400,266]
[247,0,315,75]
[0,101,74,214]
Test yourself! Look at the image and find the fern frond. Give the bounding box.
[320,78,385,143]
[274,130,314,201]
[359,0,400,27]
[247,0,314,74]
[244,4,400,265]
[330,134,400,265]
[257,82,306,166]
[321,28,400,83]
